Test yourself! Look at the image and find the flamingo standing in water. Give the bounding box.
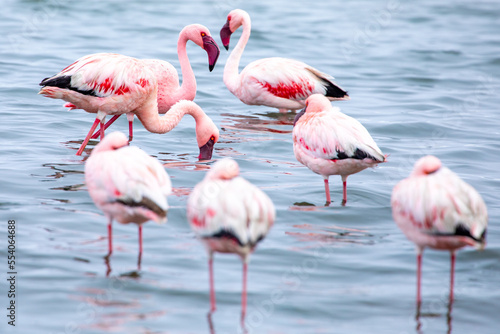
[391,155,487,306]
[85,131,172,264]
[39,24,220,156]
[220,9,349,113]
[293,94,386,205]
[187,158,275,319]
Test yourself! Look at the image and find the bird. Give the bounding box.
[187,158,275,318]
[293,94,386,205]
[89,24,221,141]
[39,24,220,156]
[220,9,349,113]
[85,131,172,265]
[391,155,487,306]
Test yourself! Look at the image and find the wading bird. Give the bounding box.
[391,155,487,306]
[220,9,348,113]
[39,24,219,156]
[187,158,275,319]
[293,94,385,205]
[85,132,172,267]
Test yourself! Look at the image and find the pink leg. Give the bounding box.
[76,118,100,156]
[126,113,134,142]
[450,251,455,302]
[107,218,113,255]
[209,255,216,313]
[323,178,331,204]
[138,225,143,255]
[241,261,248,320]
[100,119,105,140]
[341,175,348,204]
[90,115,121,139]
[417,252,422,306]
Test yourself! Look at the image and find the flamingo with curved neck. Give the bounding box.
[39,24,220,155]
[89,24,219,139]
[220,9,349,113]
[135,99,220,160]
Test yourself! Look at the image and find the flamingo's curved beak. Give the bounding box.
[220,20,232,51]
[293,107,307,126]
[198,136,216,161]
[202,35,220,72]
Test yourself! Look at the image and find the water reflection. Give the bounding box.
[415,297,454,334]
[286,223,374,246]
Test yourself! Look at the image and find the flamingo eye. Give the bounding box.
[227,16,231,21]
[201,32,206,37]
[210,136,216,141]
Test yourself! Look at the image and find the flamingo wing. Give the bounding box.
[241,57,347,102]
[294,109,385,162]
[392,167,488,239]
[187,177,274,247]
[87,146,171,221]
[40,53,155,99]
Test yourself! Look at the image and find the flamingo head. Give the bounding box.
[92,131,129,155]
[183,24,220,72]
[412,155,442,177]
[197,116,220,161]
[220,9,249,50]
[207,158,240,181]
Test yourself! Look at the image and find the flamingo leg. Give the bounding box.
[76,111,106,156]
[450,251,456,302]
[241,260,248,321]
[416,251,422,306]
[323,177,331,205]
[137,225,143,271]
[341,175,348,205]
[138,225,143,255]
[107,217,113,255]
[209,254,216,313]
[126,113,134,142]
[90,115,121,139]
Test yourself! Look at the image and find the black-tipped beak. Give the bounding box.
[198,137,216,161]
[202,35,220,72]
[220,20,232,51]
[293,107,307,126]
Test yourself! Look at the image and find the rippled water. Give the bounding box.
[1,0,500,333]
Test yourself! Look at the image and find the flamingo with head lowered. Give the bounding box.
[85,131,172,267]
[220,9,349,113]
[39,24,220,156]
[187,158,275,319]
[293,94,386,205]
[391,155,488,307]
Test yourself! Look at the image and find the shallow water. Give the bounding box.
[1,0,500,333]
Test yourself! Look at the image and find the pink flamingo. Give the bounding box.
[88,24,220,140]
[187,158,275,319]
[39,24,220,156]
[391,155,487,306]
[293,94,386,205]
[85,131,172,264]
[40,72,219,160]
[220,9,349,113]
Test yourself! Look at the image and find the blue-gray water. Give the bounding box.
[1,0,499,333]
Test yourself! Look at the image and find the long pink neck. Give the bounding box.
[171,33,197,102]
[135,100,203,134]
[223,18,251,95]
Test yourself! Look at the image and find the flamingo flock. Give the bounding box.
[38,8,488,323]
